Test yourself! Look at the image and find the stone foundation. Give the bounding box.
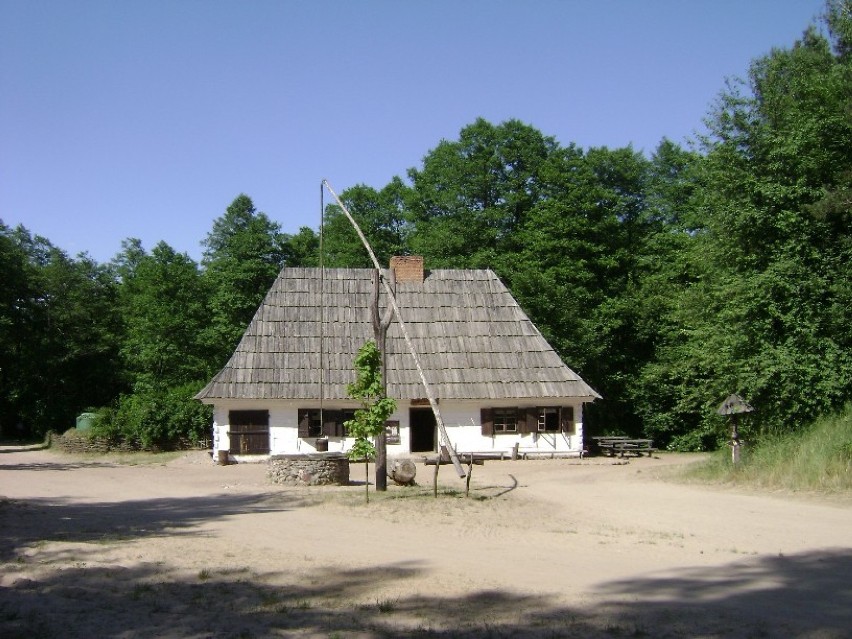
[267,453,350,486]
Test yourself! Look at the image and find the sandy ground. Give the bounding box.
[1,447,850,639]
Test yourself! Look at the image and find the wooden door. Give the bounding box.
[229,410,270,454]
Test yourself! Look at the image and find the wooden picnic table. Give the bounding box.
[594,437,656,458]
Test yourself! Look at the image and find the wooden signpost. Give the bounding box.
[717,394,754,464]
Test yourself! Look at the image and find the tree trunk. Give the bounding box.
[375,432,386,490]
[371,268,394,492]
[365,459,370,504]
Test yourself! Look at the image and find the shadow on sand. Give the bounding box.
[0,491,308,561]
[1,539,849,638]
[1,451,849,637]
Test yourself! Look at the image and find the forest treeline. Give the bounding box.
[2,2,850,449]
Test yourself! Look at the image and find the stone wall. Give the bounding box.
[50,431,142,454]
[267,453,350,486]
[50,430,205,455]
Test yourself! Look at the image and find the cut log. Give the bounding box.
[388,459,417,485]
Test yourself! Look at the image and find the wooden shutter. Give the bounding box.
[480,408,494,436]
[322,410,342,437]
[561,406,575,433]
[520,407,539,434]
[297,409,310,438]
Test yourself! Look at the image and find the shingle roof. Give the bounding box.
[195,268,600,402]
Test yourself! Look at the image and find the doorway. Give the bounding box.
[409,408,436,453]
[228,410,270,455]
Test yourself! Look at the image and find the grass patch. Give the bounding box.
[682,404,852,493]
[94,450,187,466]
[376,597,399,613]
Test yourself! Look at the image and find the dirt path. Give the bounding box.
[1,448,850,638]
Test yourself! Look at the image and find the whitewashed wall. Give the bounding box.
[210,399,586,460]
[435,401,585,455]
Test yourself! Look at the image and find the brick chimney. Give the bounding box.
[389,255,424,283]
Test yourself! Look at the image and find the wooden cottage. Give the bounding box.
[196,256,600,461]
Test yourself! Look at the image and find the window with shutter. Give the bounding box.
[538,407,560,432]
[298,409,355,438]
[479,406,576,436]
[297,409,323,438]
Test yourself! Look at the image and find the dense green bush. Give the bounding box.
[92,382,212,449]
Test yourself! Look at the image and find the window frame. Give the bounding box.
[298,408,356,438]
[538,407,561,432]
[493,407,518,433]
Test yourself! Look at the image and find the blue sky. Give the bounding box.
[1,0,828,264]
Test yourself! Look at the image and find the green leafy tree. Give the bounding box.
[0,222,123,437]
[0,222,36,436]
[202,194,287,367]
[281,226,321,267]
[345,340,397,503]
[632,2,852,447]
[118,241,209,388]
[510,145,653,436]
[94,240,212,447]
[321,179,411,268]
[406,118,559,270]
[619,141,710,447]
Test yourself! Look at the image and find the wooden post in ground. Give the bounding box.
[375,434,387,490]
[717,394,753,466]
[433,461,439,498]
[731,414,741,465]
[364,459,370,504]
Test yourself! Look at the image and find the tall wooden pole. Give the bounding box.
[371,268,394,491]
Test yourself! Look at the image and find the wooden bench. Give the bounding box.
[519,450,585,460]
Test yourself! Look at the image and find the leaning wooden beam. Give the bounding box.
[322,179,466,478]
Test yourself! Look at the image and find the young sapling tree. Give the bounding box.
[345,340,396,503]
